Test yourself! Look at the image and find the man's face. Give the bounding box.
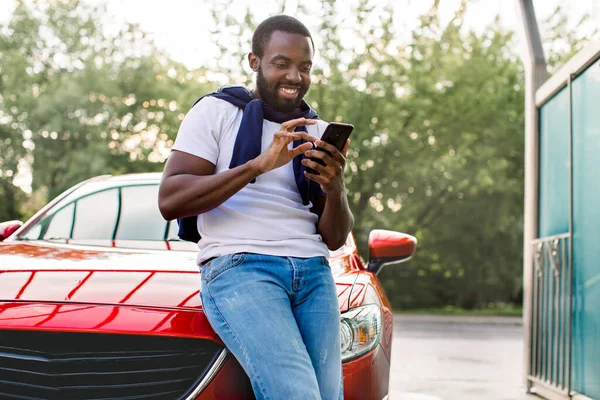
[251,30,313,113]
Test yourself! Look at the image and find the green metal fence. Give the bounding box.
[529,235,571,397]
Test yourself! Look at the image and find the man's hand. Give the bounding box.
[302,139,350,196]
[250,117,318,175]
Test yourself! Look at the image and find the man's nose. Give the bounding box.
[286,67,302,83]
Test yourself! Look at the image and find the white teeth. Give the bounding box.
[280,87,298,94]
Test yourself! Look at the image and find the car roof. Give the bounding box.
[86,173,162,185]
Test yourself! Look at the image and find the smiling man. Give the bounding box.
[158,15,353,399]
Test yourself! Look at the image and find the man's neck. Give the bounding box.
[250,88,261,100]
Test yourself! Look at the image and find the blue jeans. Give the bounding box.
[200,253,343,400]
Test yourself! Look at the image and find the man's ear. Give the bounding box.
[248,52,259,72]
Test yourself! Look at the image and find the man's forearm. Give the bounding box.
[159,162,259,221]
[317,193,354,250]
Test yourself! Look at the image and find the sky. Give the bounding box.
[96,0,600,70]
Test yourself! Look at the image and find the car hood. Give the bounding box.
[0,241,359,312]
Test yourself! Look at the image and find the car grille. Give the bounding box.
[0,330,225,400]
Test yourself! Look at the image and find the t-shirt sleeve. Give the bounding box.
[171,97,223,164]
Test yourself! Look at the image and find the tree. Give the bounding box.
[0,0,214,220]
[304,1,526,309]
[2,0,592,310]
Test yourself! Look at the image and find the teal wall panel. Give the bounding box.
[538,89,570,238]
[571,58,600,399]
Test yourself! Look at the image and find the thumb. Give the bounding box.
[290,142,314,158]
[341,139,351,156]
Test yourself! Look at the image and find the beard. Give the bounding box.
[256,66,308,113]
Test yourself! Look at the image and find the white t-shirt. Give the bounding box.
[172,96,331,265]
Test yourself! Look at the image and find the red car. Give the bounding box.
[0,173,416,400]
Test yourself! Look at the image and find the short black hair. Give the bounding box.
[251,15,314,58]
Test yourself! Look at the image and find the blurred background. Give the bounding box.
[1,0,598,313]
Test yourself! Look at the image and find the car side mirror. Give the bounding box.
[0,220,23,242]
[367,229,417,275]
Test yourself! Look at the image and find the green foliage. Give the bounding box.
[0,0,215,213]
[0,0,592,308]
[301,1,526,309]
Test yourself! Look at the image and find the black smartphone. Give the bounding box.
[307,122,354,175]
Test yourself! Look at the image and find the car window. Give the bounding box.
[115,185,167,241]
[19,223,42,240]
[43,203,75,240]
[54,180,110,206]
[167,219,181,240]
[72,189,119,240]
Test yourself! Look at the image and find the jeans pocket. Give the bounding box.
[204,253,247,283]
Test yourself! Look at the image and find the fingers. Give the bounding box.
[273,132,291,147]
[281,117,317,132]
[313,139,340,157]
[292,131,318,143]
[274,131,319,151]
[307,141,346,166]
[289,142,314,158]
[313,140,345,165]
[274,131,316,141]
[302,157,342,178]
[274,132,293,140]
[272,132,295,152]
[273,132,316,158]
[303,166,331,187]
[341,139,350,156]
[304,148,334,166]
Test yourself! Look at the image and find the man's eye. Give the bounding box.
[302,66,312,72]
[276,64,287,69]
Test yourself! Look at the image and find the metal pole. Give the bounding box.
[560,238,566,389]
[514,0,548,391]
[566,72,574,396]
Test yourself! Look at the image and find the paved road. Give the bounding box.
[389,314,537,400]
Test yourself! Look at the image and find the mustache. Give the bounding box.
[276,83,305,89]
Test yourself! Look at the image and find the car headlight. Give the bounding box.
[340,304,382,362]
